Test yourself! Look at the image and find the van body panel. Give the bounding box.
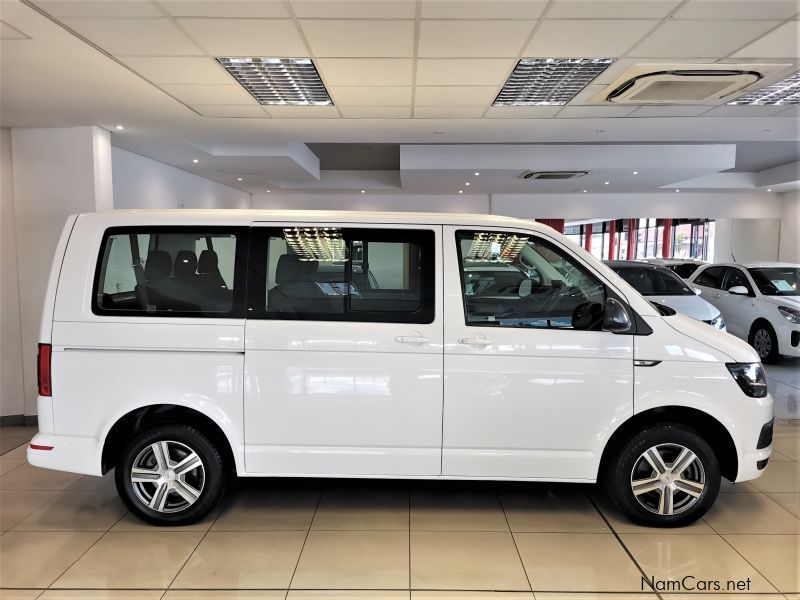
[243,222,444,476]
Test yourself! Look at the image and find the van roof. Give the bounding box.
[87,209,549,231]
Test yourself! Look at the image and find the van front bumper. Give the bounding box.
[27,433,103,476]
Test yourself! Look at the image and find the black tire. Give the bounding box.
[749,321,780,364]
[604,424,720,527]
[115,424,226,526]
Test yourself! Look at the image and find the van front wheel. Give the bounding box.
[606,424,720,527]
[115,425,225,526]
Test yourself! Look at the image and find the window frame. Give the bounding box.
[454,229,609,331]
[246,226,436,324]
[694,265,726,290]
[722,267,755,296]
[91,226,250,319]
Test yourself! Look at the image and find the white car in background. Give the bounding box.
[606,261,725,331]
[688,262,800,363]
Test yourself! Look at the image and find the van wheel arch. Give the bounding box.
[599,406,738,482]
[101,405,235,475]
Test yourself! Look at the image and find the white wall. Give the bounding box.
[11,126,114,416]
[0,129,25,418]
[779,191,800,264]
[113,147,251,210]
[251,192,489,213]
[713,218,782,264]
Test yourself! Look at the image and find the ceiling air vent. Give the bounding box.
[593,64,791,105]
[520,171,588,180]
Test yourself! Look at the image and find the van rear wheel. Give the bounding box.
[115,424,225,526]
[605,424,720,527]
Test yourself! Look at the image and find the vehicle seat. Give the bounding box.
[197,250,231,311]
[268,254,340,314]
[140,250,199,311]
[174,250,198,281]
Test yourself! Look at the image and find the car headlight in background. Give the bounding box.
[726,363,768,398]
[711,314,726,330]
[777,305,800,324]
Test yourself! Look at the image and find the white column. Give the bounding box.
[10,126,112,416]
[778,191,800,264]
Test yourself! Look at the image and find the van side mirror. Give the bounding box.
[603,298,632,333]
[728,285,749,296]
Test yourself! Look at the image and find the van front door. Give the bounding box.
[243,223,444,476]
[442,227,634,480]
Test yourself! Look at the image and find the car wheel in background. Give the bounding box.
[749,321,780,364]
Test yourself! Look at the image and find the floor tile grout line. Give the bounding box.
[283,486,324,598]
[703,511,786,594]
[585,491,661,600]
[408,486,412,592]
[499,491,535,593]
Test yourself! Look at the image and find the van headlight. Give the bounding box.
[726,363,768,398]
[711,315,725,330]
[778,306,800,324]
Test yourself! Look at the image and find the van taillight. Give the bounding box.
[37,344,52,397]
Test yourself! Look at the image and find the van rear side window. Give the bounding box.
[93,227,248,317]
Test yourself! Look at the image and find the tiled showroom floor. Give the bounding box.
[0,360,798,600]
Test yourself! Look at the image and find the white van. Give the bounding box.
[29,211,773,527]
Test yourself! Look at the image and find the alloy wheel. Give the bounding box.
[630,443,705,516]
[130,440,205,513]
[753,329,771,359]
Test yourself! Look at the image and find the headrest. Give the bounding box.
[198,250,218,274]
[275,254,317,285]
[145,250,172,280]
[174,250,197,279]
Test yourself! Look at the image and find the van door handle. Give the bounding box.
[458,336,492,347]
[395,335,430,344]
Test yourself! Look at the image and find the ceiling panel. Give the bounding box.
[35,1,164,18]
[177,18,307,56]
[631,105,714,117]
[556,105,638,118]
[420,1,547,19]
[193,105,271,118]
[414,86,497,106]
[418,20,536,57]
[264,105,340,118]
[300,19,415,57]
[732,21,800,57]
[484,105,561,118]
[702,104,789,116]
[548,0,681,19]
[121,56,233,84]
[414,106,486,118]
[416,58,516,86]
[591,57,711,85]
[0,21,29,39]
[62,18,203,55]
[630,20,781,57]
[338,106,412,118]
[330,86,413,105]
[524,20,657,57]
[160,84,257,104]
[159,1,288,17]
[291,1,416,18]
[674,0,800,20]
[315,59,413,86]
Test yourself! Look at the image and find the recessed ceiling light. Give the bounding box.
[266,189,271,193]
[632,171,639,175]
[115,125,124,131]
[474,172,480,176]
[237,178,243,181]
[727,70,800,105]
[494,58,614,106]
[434,130,445,134]
[458,190,463,194]
[192,159,199,163]
[767,188,772,192]
[360,190,365,193]
[583,189,588,193]
[604,181,610,185]
[675,189,680,192]
[465,182,470,186]
[217,57,332,106]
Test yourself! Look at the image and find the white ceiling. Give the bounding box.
[0,0,799,194]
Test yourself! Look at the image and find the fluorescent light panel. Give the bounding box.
[217,57,332,106]
[727,70,800,105]
[494,58,614,106]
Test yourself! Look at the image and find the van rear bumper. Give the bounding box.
[27,433,103,476]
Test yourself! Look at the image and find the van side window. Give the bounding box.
[694,266,725,289]
[248,227,435,324]
[456,230,606,330]
[93,227,247,317]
